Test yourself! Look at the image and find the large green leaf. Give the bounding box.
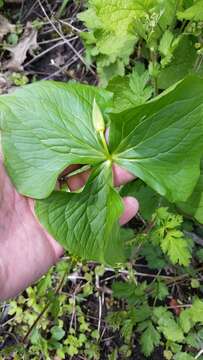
[177,0,203,20]
[35,162,125,265]
[178,160,203,224]
[109,76,203,202]
[120,179,166,220]
[0,81,112,198]
[1,75,203,264]
[158,36,203,89]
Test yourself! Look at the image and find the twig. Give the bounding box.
[193,48,203,72]
[98,295,102,335]
[96,274,102,335]
[195,349,203,359]
[150,49,158,96]
[37,0,95,75]
[24,39,65,67]
[59,19,83,33]
[69,281,83,330]
[22,0,38,21]
[167,304,191,310]
[38,35,77,45]
[69,293,76,330]
[104,265,203,285]
[184,231,203,247]
[166,265,203,286]
[100,323,106,341]
[105,267,173,280]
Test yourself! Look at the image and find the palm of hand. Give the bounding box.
[0,157,63,300]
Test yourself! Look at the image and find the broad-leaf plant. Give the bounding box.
[0,76,203,265]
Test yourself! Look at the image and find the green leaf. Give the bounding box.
[121,319,133,343]
[185,332,201,349]
[110,76,203,203]
[120,179,163,220]
[152,281,169,301]
[141,243,168,269]
[151,207,192,266]
[177,0,203,20]
[179,308,193,333]
[51,326,65,341]
[107,64,153,112]
[159,31,182,68]
[108,349,118,360]
[134,0,178,47]
[0,81,112,199]
[30,328,41,345]
[153,307,184,342]
[78,0,141,84]
[112,281,135,298]
[158,36,203,89]
[174,353,195,360]
[189,298,203,323]
[179,298,203,335]
[161,230,192,266]
[196,248,203,261]
[35,162,124,264]
[178,160,203,224]
[159,30,174,58]
[134,305,152,323]
[140,322,160,357]
[161,319,184,342]
[112,281,147,304]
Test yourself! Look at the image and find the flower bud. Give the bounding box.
[92,98,105,133]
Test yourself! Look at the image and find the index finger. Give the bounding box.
[65,164,136,191]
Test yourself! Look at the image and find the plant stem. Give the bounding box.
[57,0,70,18]
[150,49,158,97]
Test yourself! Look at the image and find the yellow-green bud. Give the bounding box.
[92,98,105,132]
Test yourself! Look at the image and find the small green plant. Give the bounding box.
[10,72,29,86]
[0,260,102,359]
[107,293,203,358]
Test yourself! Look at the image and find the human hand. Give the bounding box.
[0,155,138,300]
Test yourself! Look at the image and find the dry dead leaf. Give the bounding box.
[0,74,8,94]
[52,50,65,67]
[3,22,38,71]
[0,15,15,41]
[0,72,13,94]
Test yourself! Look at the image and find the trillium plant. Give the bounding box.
[0,76,203,265]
